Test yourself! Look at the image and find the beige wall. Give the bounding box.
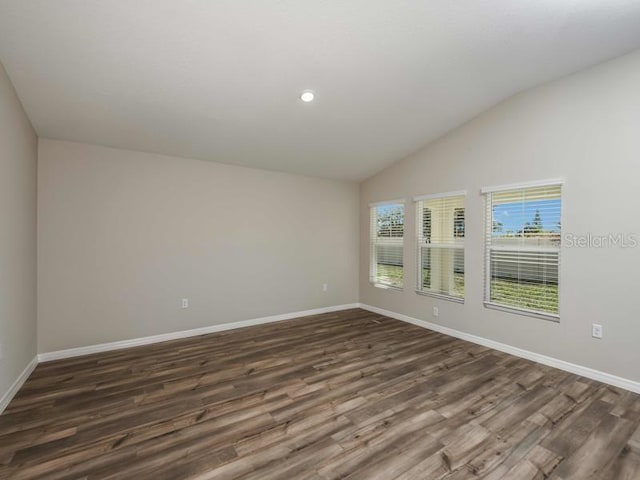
[360,50,640,382]
[0,62,37,397]
[38,140,359,352]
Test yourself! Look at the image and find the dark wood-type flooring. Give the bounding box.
[1,308,639,479]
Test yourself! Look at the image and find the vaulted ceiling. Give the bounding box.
[1,1,640,180]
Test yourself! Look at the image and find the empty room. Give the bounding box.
[1,1,640,478]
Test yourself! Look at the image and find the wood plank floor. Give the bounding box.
[1,308,639,479]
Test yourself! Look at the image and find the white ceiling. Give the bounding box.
[1,1,640,181]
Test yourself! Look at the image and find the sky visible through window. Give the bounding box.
[377,204,402,217]
[492,199,561,235]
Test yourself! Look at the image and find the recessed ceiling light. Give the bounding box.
[300,91,315,102]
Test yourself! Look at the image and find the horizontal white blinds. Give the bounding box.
[416,194,465,299]
[484,184,562,317]
[370,203,404,288]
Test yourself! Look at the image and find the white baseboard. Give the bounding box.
[359,303,640,395]
[0,356,38,414]
[38,303,360,363]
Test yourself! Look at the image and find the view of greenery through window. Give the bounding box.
[376,263,557,311]
[422,266,465,297]
[375,264,404,289]
[490,278,558,312]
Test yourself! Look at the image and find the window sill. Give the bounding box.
[483,302,559,323]
[415,290,464,304]
[370,282,403,292]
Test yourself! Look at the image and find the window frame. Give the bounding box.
[481,178,564,322]
[369,199,406,290]
[414,190,466,303]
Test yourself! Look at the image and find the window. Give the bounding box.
[482,180,563,320]
[415,192,465,301]
[369,201,404,288]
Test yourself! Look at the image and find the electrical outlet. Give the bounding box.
[322,283,328,292]
[433,307,439,317]
[592,324,603,339]
[181,298,189,309]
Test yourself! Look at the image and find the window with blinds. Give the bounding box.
[415,192,465,301]
[483,180,563,320]
[369,201,404,288]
